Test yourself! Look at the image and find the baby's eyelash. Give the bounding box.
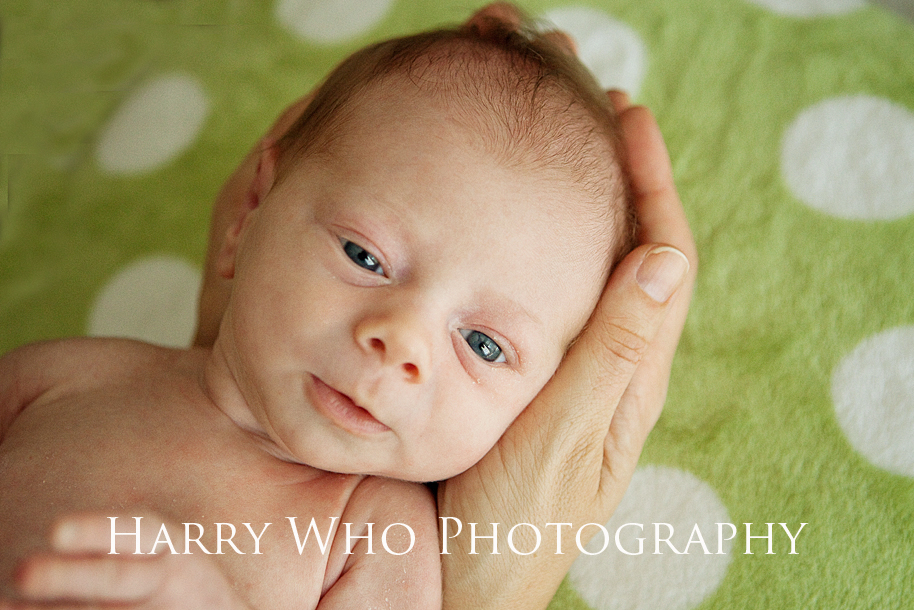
[460,329,506,364]
[341,239,385,276]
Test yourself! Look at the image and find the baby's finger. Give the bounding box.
[15,553,162,603]
[1,601,114,610]
[50,512,171,555]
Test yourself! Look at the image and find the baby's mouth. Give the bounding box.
[308,375,391,435]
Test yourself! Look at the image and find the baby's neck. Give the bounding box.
[205,342,320,468]
[199,335,305,466]
[201,339,254,422]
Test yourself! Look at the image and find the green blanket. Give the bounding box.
[2,1,913,608]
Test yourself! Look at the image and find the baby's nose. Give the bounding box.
[355,315,429,384]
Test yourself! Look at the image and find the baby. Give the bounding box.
[0,12,633,610]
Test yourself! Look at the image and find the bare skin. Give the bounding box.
[196,11,697,608]
[0,338,440,609]
[0,4,696,610]
[192,76,695,610]
[3,52,604,609]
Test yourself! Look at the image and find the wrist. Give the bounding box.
[440,534,578,610]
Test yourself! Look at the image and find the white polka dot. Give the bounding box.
[88,255,201,348]
[569,466,733,610]
[781,95,914,220]
[96,74,208,175]
[832,326,914,477]
[543,6,647,97]
[744,0,865,17]
[276,0,393,44]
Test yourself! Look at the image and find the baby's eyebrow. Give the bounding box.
[516,301,542,328]
[481,290,542,328]
[477,292,543,365]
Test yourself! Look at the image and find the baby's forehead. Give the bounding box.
[328,77,616,219]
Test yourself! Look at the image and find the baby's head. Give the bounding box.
[216,15,634,482]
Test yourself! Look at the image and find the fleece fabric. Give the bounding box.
[1,1,912,609]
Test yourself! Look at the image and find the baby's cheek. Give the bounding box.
[512,363,561,414]
[427,418,500,479]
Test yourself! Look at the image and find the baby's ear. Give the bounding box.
[215,140,279,279]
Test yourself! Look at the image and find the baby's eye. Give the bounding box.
[342,239,385,276]
[460,329,505,364]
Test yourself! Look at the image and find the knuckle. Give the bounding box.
[591,316,650,370]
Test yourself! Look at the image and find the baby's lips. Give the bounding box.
[310,375,392,435]
[341,389,389,430]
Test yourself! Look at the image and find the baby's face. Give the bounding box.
[223,83,612,481]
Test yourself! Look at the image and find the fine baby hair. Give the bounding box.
[275,13,637,267]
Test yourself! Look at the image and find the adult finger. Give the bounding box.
[620,106,693,253]
[465,2,523,34]
[600,106,697,491]
[619,104,696,409]
[607,89,631,115]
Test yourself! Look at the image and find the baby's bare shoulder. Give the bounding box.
[2,337,178,391]
[0,338,183,437]
[322,477,441,608]
[348,476,437,526]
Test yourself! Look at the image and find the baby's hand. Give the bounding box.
[1,513,250,610]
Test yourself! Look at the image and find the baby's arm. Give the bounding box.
[321,477,441,609]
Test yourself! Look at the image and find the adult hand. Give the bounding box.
[436,85,697,610]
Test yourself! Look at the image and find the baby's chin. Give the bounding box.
[305,450,485,484]
[351,463,475,484]
[391,445,498,483]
